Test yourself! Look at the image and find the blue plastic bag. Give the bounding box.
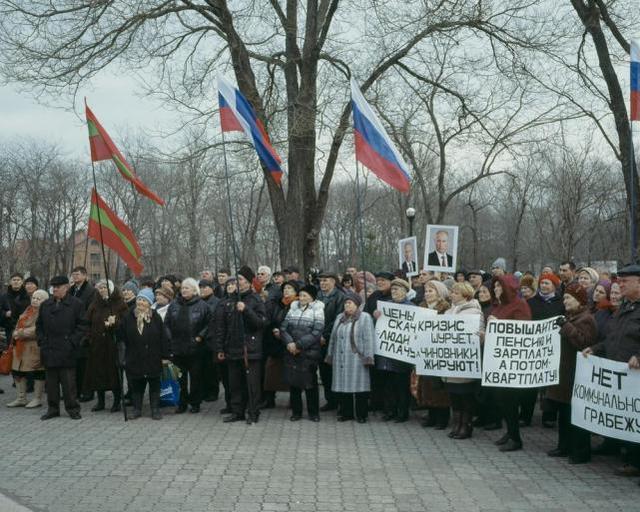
[160,363,180,406]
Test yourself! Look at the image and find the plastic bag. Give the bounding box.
[159,362,181,406]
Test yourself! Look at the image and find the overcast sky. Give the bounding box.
[0,72,178,159]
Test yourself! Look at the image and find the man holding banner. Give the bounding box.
[581,264,640,478]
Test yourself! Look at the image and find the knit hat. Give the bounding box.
[136,288,155,305]
[281,281,300,294]
[299,284,318,300]
[596,279,611,297]
[538,273,560,288]
[427,279,449,301]
[237,265,255,283]
[519,275,536,291]
[155,286,174,301]
[344,291,362,307]
[564,282,588,306]
[577,266,599,286]
[24,276,39,287]
[390,278,411,292]
[491,257,507,271]
[122,280,139,295]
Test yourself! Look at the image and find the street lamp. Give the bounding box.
[405,207,416,237]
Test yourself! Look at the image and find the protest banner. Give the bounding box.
[482,317,560,388]
[374,301,435,364]
[415,315,481,378]
[571,354,640,443]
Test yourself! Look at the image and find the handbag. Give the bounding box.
[0,344,13,375]
[159,362,181,406]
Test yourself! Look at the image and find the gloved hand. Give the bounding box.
[554,316,567,328]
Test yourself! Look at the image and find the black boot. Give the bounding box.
[150,390,161,420]
[91,391,106,412]
[130,391,143,420]
[110,390,122,412]
[434,408,450,430]
[420,409,437,428]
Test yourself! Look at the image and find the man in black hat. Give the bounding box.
[316,271,345,412]
[37,276,88,420]
[214,266,267,424]
[467,270,485,293]
[583,263,640,479]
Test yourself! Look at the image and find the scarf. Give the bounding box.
[339,312,363,356]
[538,290,556,302]
[281,294,297,307]
[135,307,152,335]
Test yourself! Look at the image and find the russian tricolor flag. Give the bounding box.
[217,76,283,185]
[351,79,411,193]
[632,40,640,122]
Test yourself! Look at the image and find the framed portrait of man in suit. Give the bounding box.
[424,225,458,273]
[398,236,418,278]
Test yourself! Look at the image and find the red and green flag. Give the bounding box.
[88,188,144,276]
[85,103,165,206]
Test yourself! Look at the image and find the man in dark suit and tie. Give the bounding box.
[427,230,453,268]
[401,241,417,275]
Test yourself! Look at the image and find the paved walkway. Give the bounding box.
[0,375,638,512]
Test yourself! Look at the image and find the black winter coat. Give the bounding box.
[365,290,391,316]
[527,293,564,321]
[1,286,30,331]
[69,281,96,311]
[202,294,220,313]
[36,294,88,368]
[591,299,640,362]
[263,298,292,358]
[165,296,211,356]
[317,287,345,341]
[118,309,169,378]
[212,290,267,361]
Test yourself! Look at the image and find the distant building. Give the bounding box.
[72,229,118,283]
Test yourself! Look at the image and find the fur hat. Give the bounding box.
[344,291,362,307]
[391,278,411,292]
[96,279,115,294]
[237,265,255,284]
[24,276,39,287]
[577,266,599,286]
[520,275,536,291]
[155,286,174,301]
[538,273,560,288]
[281,281,300,294]
[564,282,588,306]
[299,284,318,300]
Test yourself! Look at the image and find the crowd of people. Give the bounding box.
[0,258,639,485]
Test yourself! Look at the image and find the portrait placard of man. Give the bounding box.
[424,225,458,272]
[398,236,418,277]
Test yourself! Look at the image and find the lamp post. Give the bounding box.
[405,207,416,237]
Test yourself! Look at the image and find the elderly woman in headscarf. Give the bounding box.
[118,288,169,420]
[326,292,375,423]
[373,278,415,423]
[6,289,49,408]
[576,267,599,302]
[416,279,451,429]
[83,279,129,413]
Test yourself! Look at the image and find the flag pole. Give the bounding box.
[353,156,368,285]
[86,97,128,421]
[220,125,255,422]
[631,120,637,264]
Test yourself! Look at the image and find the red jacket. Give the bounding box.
[489,274,532,320]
